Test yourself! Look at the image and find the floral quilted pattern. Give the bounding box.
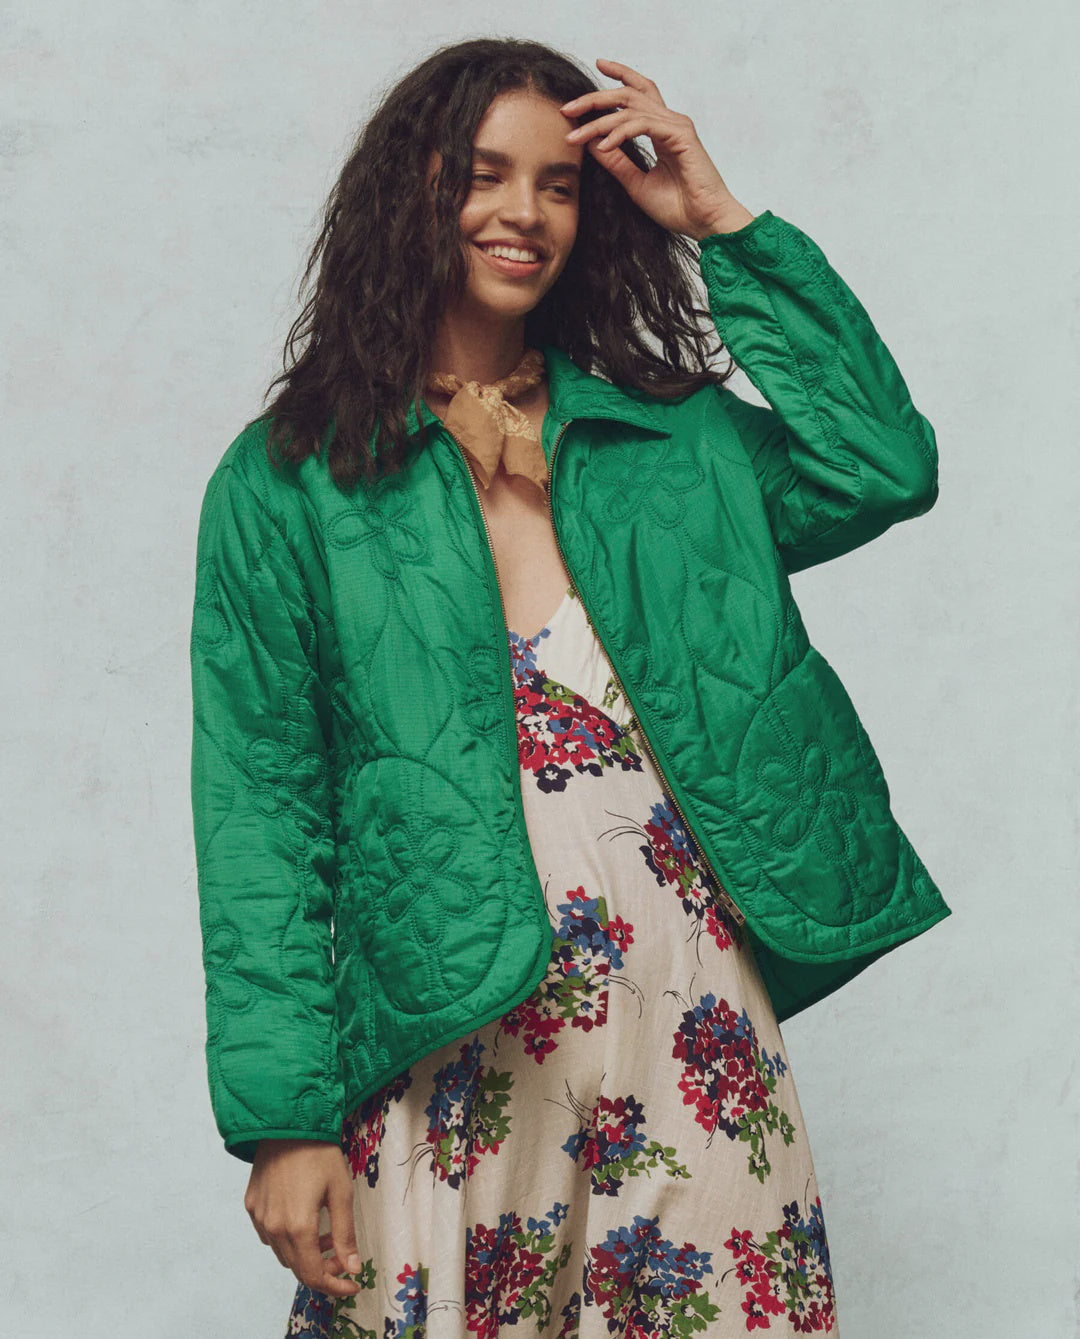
[589,437,705,528]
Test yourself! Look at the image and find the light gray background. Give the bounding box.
[3,2,1076,1334]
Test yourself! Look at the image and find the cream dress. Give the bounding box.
[286,584,839,1338]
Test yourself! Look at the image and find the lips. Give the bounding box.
[473,243,545,277]
[474,240,546,259]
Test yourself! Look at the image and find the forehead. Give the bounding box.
[471,88,583,160]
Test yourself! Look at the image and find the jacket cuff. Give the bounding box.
[224,1128,344,1165]
[697,208,775,247]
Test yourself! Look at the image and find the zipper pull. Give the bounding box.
[719,888,746,927]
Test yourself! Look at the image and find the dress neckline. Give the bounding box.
[506,585,574,644]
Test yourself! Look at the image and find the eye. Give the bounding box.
[471,172,574,198]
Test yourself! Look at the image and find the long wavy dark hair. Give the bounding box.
[255,36,736,490]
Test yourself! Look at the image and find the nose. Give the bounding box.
[499,183,545,230]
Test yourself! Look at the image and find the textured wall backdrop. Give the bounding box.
[2,2,1075,1335]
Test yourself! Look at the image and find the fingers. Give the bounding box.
[595,56,659,97]
[562,88,633,117]
[245,1201,292,1271]
[560,59,666,110]
[566,100,686,154]
[594,114,682,153]
[327,1170,365,1277]
[244,1144,363,1300]
[284,1220,362,1299]
[566,109,641,150]
[247,1214,360,1297]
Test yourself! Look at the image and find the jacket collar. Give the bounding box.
[402,341,672,441]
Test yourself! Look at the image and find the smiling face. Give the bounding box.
[427,87,584,337]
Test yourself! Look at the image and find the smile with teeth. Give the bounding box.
[475,242,543,263]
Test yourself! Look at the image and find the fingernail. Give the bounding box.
[348,1253,363,1270]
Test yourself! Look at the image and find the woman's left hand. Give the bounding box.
[561,59,757,242]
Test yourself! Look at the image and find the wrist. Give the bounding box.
[694,201,758,241]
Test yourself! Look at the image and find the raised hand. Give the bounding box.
[561,58,757,241]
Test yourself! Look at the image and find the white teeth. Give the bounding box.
[479,244,541,263]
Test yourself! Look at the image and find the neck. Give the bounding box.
[429,311,530,384]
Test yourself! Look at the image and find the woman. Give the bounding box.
[190,37,950,1336]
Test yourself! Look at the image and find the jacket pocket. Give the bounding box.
[732,645,928,955]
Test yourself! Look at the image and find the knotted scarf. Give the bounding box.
[425,346,548,493]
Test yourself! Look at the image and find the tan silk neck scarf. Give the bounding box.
[425,346,548,494]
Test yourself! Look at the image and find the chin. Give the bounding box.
[469,287,548,320]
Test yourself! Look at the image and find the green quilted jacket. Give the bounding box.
[190,209,952,1163]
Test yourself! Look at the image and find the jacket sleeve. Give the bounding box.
[189,457,343,1164]
[697,209,939,574]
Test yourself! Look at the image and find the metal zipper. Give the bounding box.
[444,427,509,634]
[440,420,558,956]
[441,421,516,743]
[547,420,747,930]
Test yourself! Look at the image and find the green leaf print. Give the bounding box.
[328,1258,377,1339]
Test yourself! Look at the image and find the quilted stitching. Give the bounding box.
[190,465,343,1162]
[700,212,938,573]
[190,211,951,1161]
[589,438,705,528]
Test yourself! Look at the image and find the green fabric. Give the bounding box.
[190,209,951,1162]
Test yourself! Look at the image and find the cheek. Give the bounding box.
[558,216,580,260]
[458,198,487,236]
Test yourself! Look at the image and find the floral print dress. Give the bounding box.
[287,584,839,1338]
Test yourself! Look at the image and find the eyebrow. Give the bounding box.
[473,146,581,177]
